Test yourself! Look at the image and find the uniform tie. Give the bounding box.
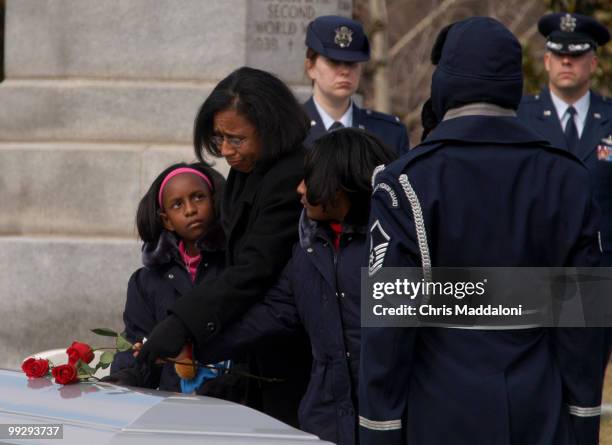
[564,106,579,153]
[329,121,344,131]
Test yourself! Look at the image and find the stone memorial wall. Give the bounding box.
[247,0,351,81]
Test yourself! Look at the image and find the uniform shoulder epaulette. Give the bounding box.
[364,109,404,126]
[521,94,541,104]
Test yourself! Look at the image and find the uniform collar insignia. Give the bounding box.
[594,113,602,119]
[543,110,552,117]
[334,26,353,48]
[310,120,317,126]
[602,136,612,145]
[560,13,577,32]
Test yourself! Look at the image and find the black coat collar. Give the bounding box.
[142,229,224,268]
[298,210,367,250]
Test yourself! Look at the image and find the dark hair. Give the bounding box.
[135,162,226,244]
[306,47,319,63]
[304,128,396,221]
[193,67,309,168]
[305,48,319,86]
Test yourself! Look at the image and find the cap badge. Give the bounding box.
[560,13,576,32]
[334,26,353,48]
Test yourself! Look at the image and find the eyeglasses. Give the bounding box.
[210,135,247,149]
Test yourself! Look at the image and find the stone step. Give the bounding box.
[0,142,231,236]
[0,236,141,370]
[0,79,313,143]
[0,79,214,144]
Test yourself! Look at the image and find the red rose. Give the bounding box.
[52,364,79,385]
[21,358,49,378]
[66,341,94,365]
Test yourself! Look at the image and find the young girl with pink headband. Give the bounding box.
[107,162,231,394]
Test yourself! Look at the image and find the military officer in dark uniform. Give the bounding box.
[518,13,612,264]
[359,17,605,445]
[303,15,410,155]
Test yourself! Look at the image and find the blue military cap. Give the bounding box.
[539,12,610,55]
[305,15,370,62]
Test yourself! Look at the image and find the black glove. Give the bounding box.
[136,315,191,366]
[100,365,146,387]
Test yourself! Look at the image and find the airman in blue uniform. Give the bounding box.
[359,17,605,445]
[303,15,410,155]
[518,13,612,264]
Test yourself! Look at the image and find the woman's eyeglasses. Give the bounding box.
[210,135,247,148]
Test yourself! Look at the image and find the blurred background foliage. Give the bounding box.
[355,0,610,145]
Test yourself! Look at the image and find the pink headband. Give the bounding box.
[158,167,213,208]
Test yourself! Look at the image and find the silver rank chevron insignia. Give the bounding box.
[560,13,577,32]
[334,26,353,48]
[368,220,390,276]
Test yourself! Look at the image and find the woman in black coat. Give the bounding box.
[137,67,312,426]
[194,129,396,445]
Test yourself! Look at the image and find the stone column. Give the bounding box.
[0,0,351,369]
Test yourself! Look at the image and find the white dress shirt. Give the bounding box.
[550,90,590,138]
[313,97,353,130]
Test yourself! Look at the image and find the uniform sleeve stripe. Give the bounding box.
[358,415,402,431]
[568,405,601,417]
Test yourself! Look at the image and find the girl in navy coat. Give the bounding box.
[192,129,396,445]
[110,162,228,392]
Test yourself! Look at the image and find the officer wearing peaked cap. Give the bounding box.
[303,15,410,155]
[360,17,605,445]
[518,13,612,265]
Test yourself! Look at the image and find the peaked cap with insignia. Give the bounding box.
[539,12,610,55]
[305,15,370,62]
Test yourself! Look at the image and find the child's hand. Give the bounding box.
[174,343,197,379]
[132,342,143,358]
[175,343,192,362]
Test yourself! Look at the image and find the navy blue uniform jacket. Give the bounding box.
[359,115,605,445]
[111,231,225,391]
[304,97,410,156]
[518,89,612,264]
[196,213,364,445]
